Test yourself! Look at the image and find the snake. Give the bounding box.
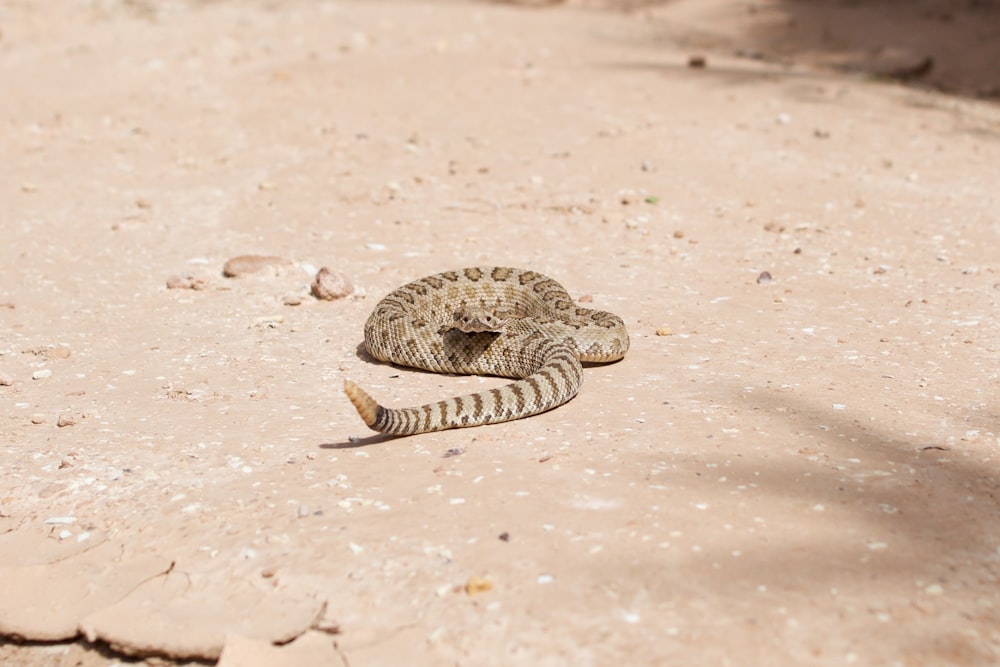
[344,266,629,435]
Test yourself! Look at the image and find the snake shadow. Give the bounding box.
[318,433,399,449]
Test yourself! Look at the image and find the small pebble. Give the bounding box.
[656,326,673,336]
[223,255,291,278]
[252,315,284,328]
[311,267,353,301]
[31,414,46,424]
[465,576,493,595]
[44,516,76,525]
[166,275,208,290]
[687,55,707,68]
[756,271,773,285]
[32,369,52,380]
[56,415,76,428]
[283,295,303,306]
[0,373,12,386]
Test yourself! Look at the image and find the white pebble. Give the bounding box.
[44,516,76,525]
[537,574,554,585]
[32,369,52,380]
[924,584,944,595]
[348,542,365,554]
[449,497,466,505]
[365,243,387,251]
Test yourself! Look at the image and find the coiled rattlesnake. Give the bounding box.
[344,266,629,435]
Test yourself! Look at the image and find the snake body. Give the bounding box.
[344,267,629,435]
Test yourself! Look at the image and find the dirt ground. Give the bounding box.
[2,0,999,665]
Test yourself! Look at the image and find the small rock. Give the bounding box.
[687,55,707,68]
[283,295,303,306]
[0,373,12,386]
[252,315,284,329]
[756,271,773,285]
[166,274,208,290]
[656,326,673,336]
[26,346,71,360]
[223,255,292,278]
[465,576,493,595]
[57,415,76,428]
[32,369,52,380]
[31,414,46,424]
[311,267,353,301]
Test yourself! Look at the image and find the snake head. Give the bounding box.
[452,307,510,333]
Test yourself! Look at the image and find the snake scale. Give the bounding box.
[344,266,629,435]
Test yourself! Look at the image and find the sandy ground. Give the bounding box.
[2,0,1000,665]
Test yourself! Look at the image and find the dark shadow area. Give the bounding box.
[627,384,1000,661]
[319,433,398,448]
[492,0,1000,99]
[736,0,1000,98]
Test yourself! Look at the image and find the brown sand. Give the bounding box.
[1,0,999,664]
